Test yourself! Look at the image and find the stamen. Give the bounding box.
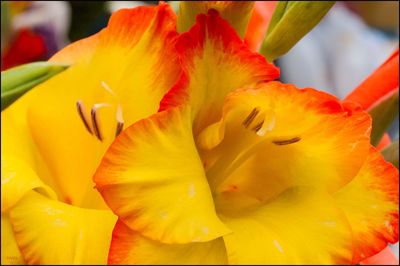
[76,100,93,135]
[252,120,264,132]
[91,103,111,141]
[101,81,116,97]
[115,104,124,137]
[272,137,301,145]
[242,107,260,128]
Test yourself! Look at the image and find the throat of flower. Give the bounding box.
[205,107,301,194]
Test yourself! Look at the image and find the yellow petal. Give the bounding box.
[1,96,62,198]
[161,9,279,134]
[108,219,228,265]
[8,190,117,265]
[177,1,255,38]
[199,82,371,203]
[220,187,353,264]
[3,3,180,208]
[1,154,56,213]
[334,146,399,263]
[94,106,230,244]
[1,214,24,265]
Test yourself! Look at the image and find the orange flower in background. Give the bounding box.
[244,1,277,51]
[345,49,399,111]
[1,2,399,265]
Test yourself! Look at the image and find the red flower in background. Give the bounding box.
[1,28,47,71]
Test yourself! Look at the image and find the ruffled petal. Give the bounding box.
[220,187,353,264]
[160,9,279,134]
[2,3,180,208]
[198,82,371,202]
[334,146,399,263]
[1,154,56,213]
[108,220,227,265]
[94,106,229,244]
[8,190,117,264]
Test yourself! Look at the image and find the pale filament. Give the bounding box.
[102,80,125,137]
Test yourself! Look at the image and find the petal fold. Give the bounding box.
[1,154,56,213]
[8,191,117,265]
[108,220,228,265]
[94,106,230,244]
[334,146,399,263]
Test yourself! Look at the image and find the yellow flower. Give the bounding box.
[93,8,398,266]
[1,2,398,265]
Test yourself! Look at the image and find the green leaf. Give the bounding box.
[260,1,335,62]
[381,140,399,169]
[368,90,399,146]
[1,62,69,111]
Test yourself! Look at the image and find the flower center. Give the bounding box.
[205,107,301,194]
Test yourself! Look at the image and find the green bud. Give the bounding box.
[260,1,335,62]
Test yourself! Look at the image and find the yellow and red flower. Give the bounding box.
[1,2,398,265]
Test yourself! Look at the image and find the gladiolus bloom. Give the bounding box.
[1,2,398,265]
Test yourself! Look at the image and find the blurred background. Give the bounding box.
[0,0,399,259]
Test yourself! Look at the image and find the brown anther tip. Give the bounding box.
[252,120,264,132]
[76,100,93,135]
[242,107,260,128]
[115,122,124,137]
[272,137,301,145]
[91,107,103,141]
